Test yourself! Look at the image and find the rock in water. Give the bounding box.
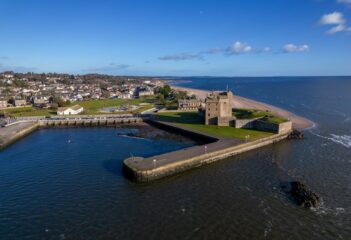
[288,129,304,139]
[289,181,320,208]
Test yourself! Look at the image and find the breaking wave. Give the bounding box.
[310,131,351,149]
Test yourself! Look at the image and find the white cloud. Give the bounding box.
[326,24,346,34]
[282,44,310,53]
[319,12,351,34]
[337,0,351,6]
[158,42,272,61]
[227,41,252,54]
[320,12,345,25]
[158,53,203,61]
[83,63,130,72]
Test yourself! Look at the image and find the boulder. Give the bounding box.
[288,129,304,139]
[288,181,321,209]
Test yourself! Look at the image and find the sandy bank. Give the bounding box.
[172,86,314,130]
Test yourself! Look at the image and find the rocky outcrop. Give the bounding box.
[288,129,304,139]
[287,181,321,209]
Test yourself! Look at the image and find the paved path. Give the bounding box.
[125,121,243,171]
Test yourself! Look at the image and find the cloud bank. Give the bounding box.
[319,12,351,34]
[282,44,310,53]
[158,41,308,61]
[83,63,130,73]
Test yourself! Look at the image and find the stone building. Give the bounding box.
[177,99,202,111]
[205,91,235,126]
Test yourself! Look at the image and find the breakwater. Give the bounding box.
[123,120,291,182]
[0,116,144,150]
[38,117,143,127]
[0,122,39,150]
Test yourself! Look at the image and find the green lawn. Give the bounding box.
[155,112,273,140]
[75,98,153,115]
[2,98,154,117]
[233,108,288,124]
[1,107,54,117]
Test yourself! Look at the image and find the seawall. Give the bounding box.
[123,121,291,183]
[0,116,145,150]
[0,122,39,150]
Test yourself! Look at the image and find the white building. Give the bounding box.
[0,100,7,109]
[138,90,154,97]
[57,105,84,115]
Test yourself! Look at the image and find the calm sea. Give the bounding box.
[1,77,351,239]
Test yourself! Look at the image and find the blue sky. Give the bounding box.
[0,0,350,76]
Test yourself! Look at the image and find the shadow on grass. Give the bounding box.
[155,112,202,124]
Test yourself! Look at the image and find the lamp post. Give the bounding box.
[153,159,157,168]
[204,145,207,154]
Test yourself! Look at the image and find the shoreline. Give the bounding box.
[171,85,315,130]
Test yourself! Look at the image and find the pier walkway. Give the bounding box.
[124,120,291,182]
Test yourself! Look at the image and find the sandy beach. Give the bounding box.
[172,86,314,130]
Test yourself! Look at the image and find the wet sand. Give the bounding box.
[172,86,314,130]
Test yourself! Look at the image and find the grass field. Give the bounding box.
[233,108,287,124]
[1,98,154,117]
[0,107,55,117]
[155,112,273,140]
[76,98,152,115]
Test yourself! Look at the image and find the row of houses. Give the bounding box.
[0,72,161,109]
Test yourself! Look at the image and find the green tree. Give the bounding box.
[157,94,165,105]
[159,85,172,98]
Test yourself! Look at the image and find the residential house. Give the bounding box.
[57,105,84,115]
[14,99,27,107]
[138,89,154,97]
[0,100,7,109]
[177,99,202,111]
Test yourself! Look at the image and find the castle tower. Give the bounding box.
[205,90,234,126]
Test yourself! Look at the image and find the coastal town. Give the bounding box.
[0,71,162,111]
[1,70,318,208]
[0,71,302,186]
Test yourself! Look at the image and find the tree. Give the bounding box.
[159,85,172,98]
[8,97,15,106]
[173,90,187,101]
[49,95,65,107]
[157,94,165,105]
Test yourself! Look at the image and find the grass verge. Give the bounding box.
[155,111,273,140]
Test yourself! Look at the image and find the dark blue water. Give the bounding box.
[1,77,351,240]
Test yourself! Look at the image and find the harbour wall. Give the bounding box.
[123,131,290,183]
[234,118,293,134]
[38,117,143,127]
[255,120,293,134]
[0,117,144,150]
[0,122,39,150]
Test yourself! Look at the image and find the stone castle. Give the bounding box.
[205,91,236,126]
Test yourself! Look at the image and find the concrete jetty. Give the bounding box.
[0,122,39,149]
[123,120,291,182]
